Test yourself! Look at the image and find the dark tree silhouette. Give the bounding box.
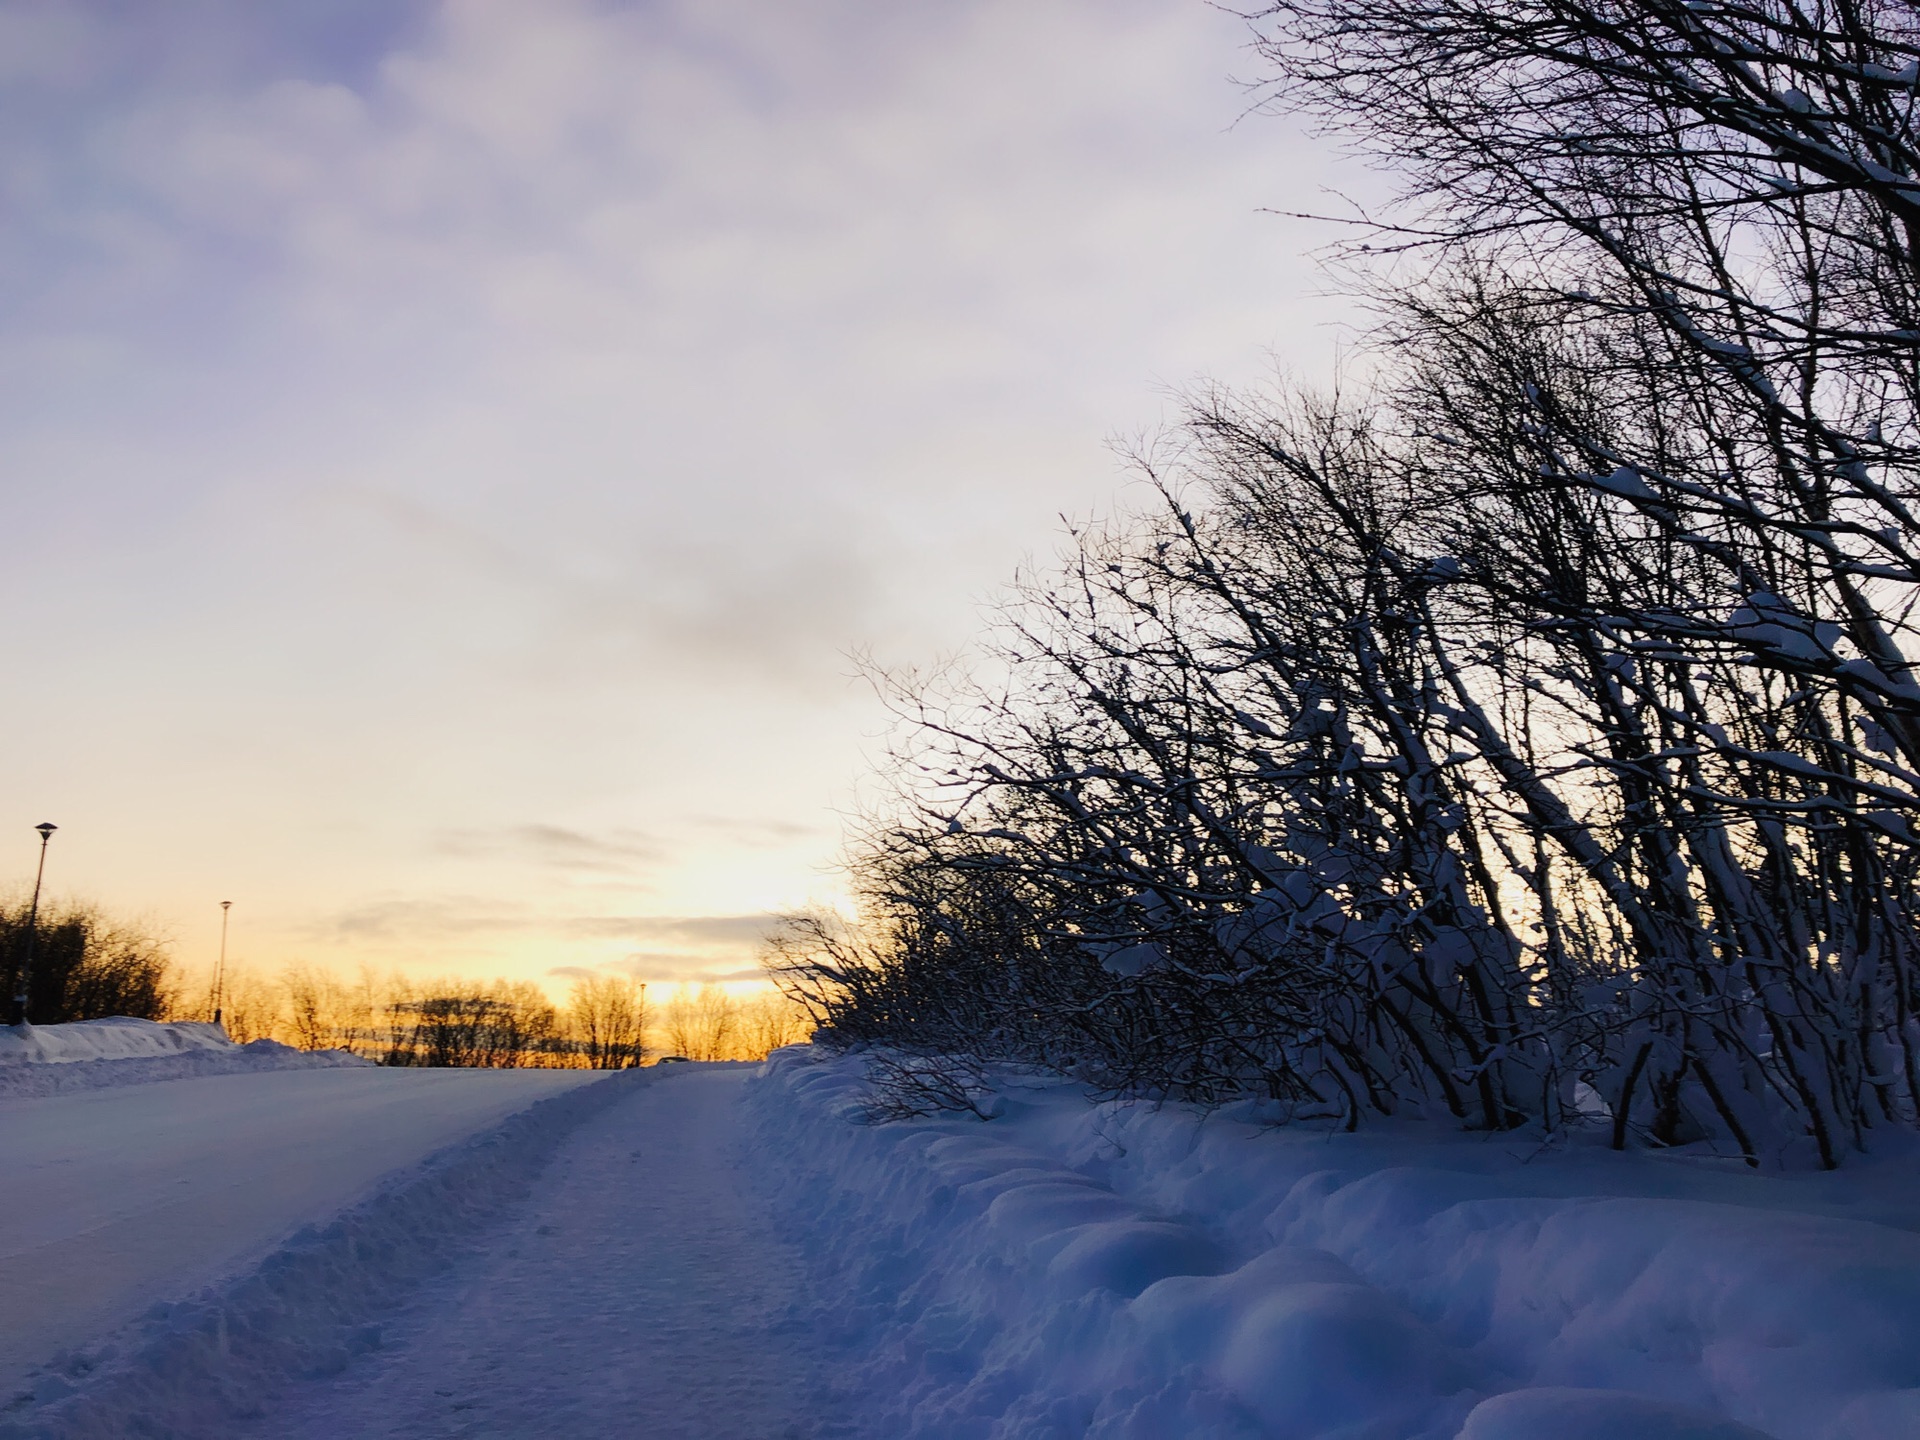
[771,0,1920,1167]
[0,901,172,1024]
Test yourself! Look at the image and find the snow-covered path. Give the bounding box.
[256,1066,845,1440]
[24,1049,1920,1437]
[0,1066,598,1398]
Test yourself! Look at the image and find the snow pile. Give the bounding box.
[744,1047,1920,1440]
[0,1019,368,1099]
[1,1070,638,1440]
[0,1018,235,1065]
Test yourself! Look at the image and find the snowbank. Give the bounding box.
[0,1019,368,1099]
[1,1070,639,1439]
[744,1048,1920,1440]
[0,1042,368,1100]
[0,1018,236,1066]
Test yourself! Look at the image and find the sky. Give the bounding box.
[0,0,1357,994]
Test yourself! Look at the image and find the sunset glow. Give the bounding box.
[0,0,1347,992]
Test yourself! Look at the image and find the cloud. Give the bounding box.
[314,898,779,947]
[602,953,772,986]
[0,0,1358,981]
[317,895,537,942]
[435,822,664,874]
[563,913,784,948]
[685,815,827,847]
[340,486,884,685]
[306,898,783,985]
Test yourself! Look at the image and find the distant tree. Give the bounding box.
[283,965,323,1050]
[739,992,810,1056]
[659,983,742,1061]
[340,966,385,1057]
[654,983,804,1060]
[383,977,564,1068]
[281,963,362,1052]
[690,984,738,1060]
[661,988,699,1060]
[0,899,174,1024]
[566,974,649,1068]
[213,964,284,1044]
[487,980,563,1066]
[379,975,422,1064]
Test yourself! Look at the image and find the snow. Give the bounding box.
[0,1018,236,1065]
[1456,1389,1773,1440]
[6,1065,841,1440]
[253,1065,841,1439]
[1592,465,1660,502]
[0,1037,368,1100]
[740,1048,1920,1439]
[0,1065,603,1415]
[10,1045,1920,1438]
[0,1017,371,1100]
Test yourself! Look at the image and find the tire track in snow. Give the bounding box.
[259,1066,847,1440]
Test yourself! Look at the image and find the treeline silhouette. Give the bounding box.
[0,900,171,1024]
[773,0,1920,1167]
[215,964,805,1067]
[0,895,805,1066]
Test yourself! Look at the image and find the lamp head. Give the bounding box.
[34,823,55,840]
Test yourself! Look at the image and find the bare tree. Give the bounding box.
[567,974,649,1068]
[739,992,811,1055]
[281,964,338,1052]
[658,983,767,1060]
[213,964,283,1045]
[383,978,563,1068]
[769,0,1920,1166]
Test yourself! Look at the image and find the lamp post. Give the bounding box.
[213,900,231,1027]
[11,823,57,1029]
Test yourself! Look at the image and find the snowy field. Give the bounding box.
[10,1042,1920,1437]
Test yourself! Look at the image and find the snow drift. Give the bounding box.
[0,1018,236,1066]
[0,1019,366,1098]
[745,1047,1920,1440]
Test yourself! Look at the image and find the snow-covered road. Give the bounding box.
[254,1066,842,1439]
[0,1066,599,1398]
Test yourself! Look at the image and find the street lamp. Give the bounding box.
[212,900,231,1027]
[11,823,57,1029]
